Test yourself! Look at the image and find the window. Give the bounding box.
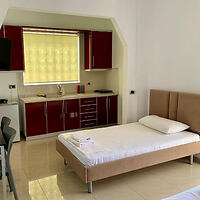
[23,28,80,85]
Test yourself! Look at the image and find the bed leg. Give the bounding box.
[88,182,92,193]
[190,155,193,165]
[64,159,67,165]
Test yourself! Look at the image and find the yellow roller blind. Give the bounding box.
[23,29,80,85]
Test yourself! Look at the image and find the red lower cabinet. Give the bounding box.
[108,95,118,124]
[47,101,64,133]
[24,95,118,138]
[64,99,80,130]
[25,102,47,137]
[97,97,108,125]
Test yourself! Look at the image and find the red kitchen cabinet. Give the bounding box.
[47,101,64,133]
[25,102,47,137]
[85,31,112,70]
[97,97,108,125]
[0,25,4,37]
[108,95,118,124]
[4,25,24,71]
[64,99,80,130]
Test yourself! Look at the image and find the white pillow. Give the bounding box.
[139,115,189,134]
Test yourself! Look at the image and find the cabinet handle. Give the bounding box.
[84,123,95,126]
[62,101,64,114]
[65,104,68,113]
[92,56,94,67]
[84,108,95,111]
[75,112,78,117]
[3,25,5,38]
[44,104,47,116]
[106,97,108,111]
[84,100,95,104]
[84,115,94,119]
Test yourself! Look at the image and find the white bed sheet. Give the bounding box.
[163,185,200,200]
[58,122,200,166]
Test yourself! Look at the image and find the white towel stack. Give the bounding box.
[69,132,94,148]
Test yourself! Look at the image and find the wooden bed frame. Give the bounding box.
[56,89,200,193]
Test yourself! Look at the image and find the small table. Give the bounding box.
[0,129,7,200]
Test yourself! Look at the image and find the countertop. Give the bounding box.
[0,101,18,106]
[20,92,117,103]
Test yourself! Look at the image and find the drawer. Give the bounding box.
[81,120,97,128]
[80,98,96,105]
[81,112,97,121]
[80,105,96,113]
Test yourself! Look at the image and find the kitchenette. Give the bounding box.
[20,92,118,140]
[0,8,121,142]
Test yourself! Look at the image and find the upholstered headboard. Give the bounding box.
[149,89,200,134]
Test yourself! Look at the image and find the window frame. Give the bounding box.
[22,27,81,86]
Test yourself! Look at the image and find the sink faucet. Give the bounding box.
[57,84,65,96]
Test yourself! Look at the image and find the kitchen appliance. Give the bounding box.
[0,37,12,71]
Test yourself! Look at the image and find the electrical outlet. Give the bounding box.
[9,85,16,89]
[130,90,135,95]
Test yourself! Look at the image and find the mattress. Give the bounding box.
[58,122,200,166]
[163,185,200,200]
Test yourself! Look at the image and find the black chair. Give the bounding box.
[0,126,18,200]
[1,116,11,133]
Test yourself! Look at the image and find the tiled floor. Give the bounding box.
[1,137,200,200]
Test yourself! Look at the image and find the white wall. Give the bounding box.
[0,72,18,102]
[0,0,137,124]
[0,0,9,27]
[137,0,200,118]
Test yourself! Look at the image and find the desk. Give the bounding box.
[0,129,7,200]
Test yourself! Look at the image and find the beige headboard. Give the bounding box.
[149,89,200,134]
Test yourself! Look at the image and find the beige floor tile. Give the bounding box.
[1,137,200,200]
[62,193,96,200]
[93,180,144,200]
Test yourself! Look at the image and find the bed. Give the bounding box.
[56,89,200,193]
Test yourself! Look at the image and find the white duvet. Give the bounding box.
[58,122,200,166]
[163,185,200,200]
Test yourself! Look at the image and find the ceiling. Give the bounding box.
[4,8,113,31]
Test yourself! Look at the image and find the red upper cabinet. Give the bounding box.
[0,25,4,37]
[4,25,24,71]
[85,31,112,70]
[64,99,80,130]
[25,102,47,137]
[47,101,64,133]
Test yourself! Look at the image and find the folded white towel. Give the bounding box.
[71,132,91,143]
[68,137,94,148]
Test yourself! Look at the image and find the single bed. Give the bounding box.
[58,123,199,167]
[56,89,200,193]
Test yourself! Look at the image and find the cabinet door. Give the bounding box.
[4,25,24,71]
[84,31,91,70]
[97,97,108,125]
[92,31,112,69]
[64,99,80,130]
[47,101,64,133]
[0,25,4,37]
[108,95,118,124]
[25,102,47,137]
